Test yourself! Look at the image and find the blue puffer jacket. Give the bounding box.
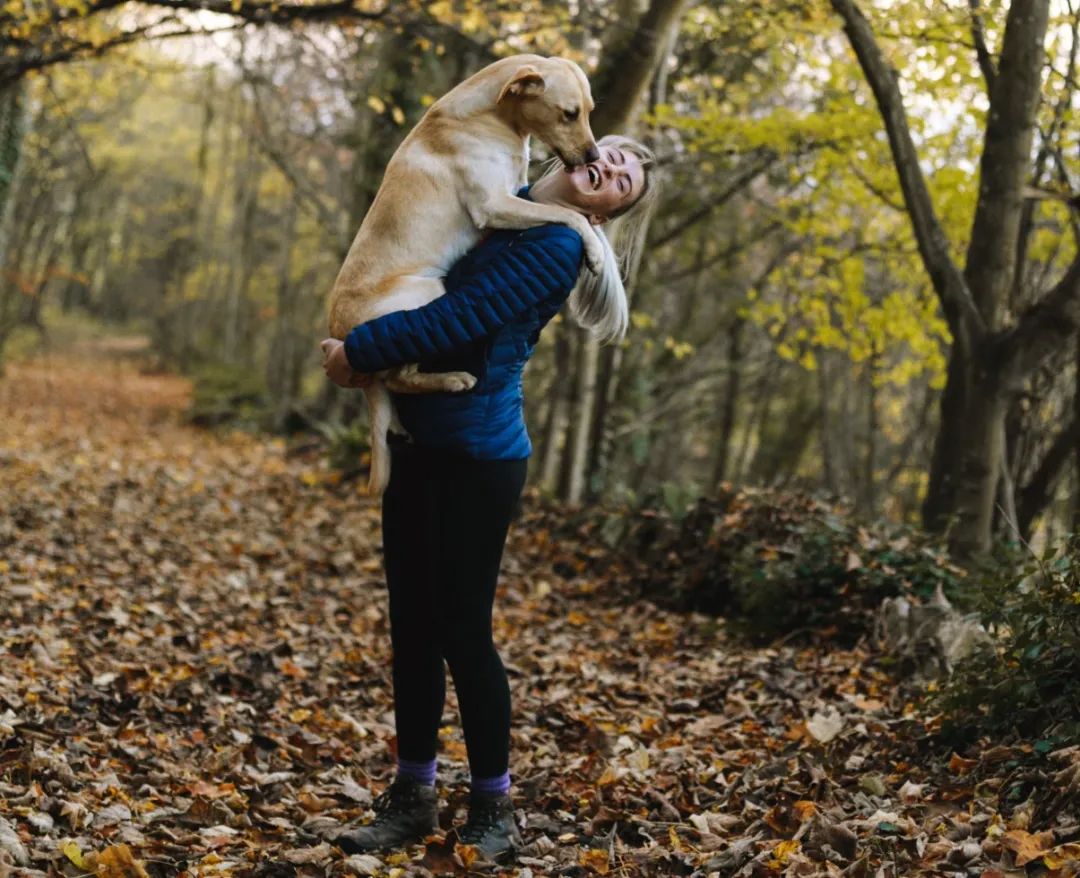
[343,219,585,460]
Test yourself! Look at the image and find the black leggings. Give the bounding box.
[381,438,528,778]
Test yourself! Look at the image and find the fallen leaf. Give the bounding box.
[1042,842,1080,870]
[579,847,611,874]
[344,853,386,876]
[770,839,801,868]
[807,707,844,743]
[62,840,85,869]
[948,753,978,774]
[1001,829,1055,867]
[83,844,150,878]
[0,818,29,866]
[898,781,925,803]
[455,842,479,868]
[282,843,333,864]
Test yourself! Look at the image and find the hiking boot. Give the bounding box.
[335,776,438,853]
[457,793,522,862]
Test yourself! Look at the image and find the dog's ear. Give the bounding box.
[498,66,546,102]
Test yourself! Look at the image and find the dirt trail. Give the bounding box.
[1,349,1055,878]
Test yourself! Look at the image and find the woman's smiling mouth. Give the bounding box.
[587,164,600,189]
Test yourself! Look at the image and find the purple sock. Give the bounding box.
[396,756,437,786]
[471,770,511,798]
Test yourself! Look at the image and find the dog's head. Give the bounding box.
[497,57,599,168]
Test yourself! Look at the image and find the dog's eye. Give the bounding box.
[563,108,579,122]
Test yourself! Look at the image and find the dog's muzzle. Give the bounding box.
[561,144,601,170]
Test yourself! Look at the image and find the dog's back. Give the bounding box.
[328,106,525,337]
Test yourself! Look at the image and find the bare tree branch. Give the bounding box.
[1005,254,1080,379]
[968,0,997,92]
[1012,6,1079,307]
[0,0,396,87]
[651,151,777,248]
[662,219,786,283]
[589,0,693,137]
[1017,414,1080,536]
[244,71,344,239]
[829,0,983,344]
[848,160,905,212]
[963,0,1051,328]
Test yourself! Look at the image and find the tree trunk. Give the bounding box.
[1018,413,1080,539]
[0,82,28,367]
[566,335,600,503]
[541,319,575,493]
[589,0,693,137]
[584,340,617,498]
[578,0,687,496]
[929,342,1009,555]
[0,81,26,239]
[819,353,838,494]
[712,316,744,488]
[1075,336,1080,532]
[557,324,582,500]
[833,0,1052,555]
[537,362,568,493]
[223,106,259,363]
[861,354,878,516]
[267,195,300,429]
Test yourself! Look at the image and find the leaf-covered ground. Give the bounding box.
[2,345,1078,878]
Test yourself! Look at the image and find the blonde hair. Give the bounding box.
[534,134,658,343]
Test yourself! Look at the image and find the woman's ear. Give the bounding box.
[588,214,606,226]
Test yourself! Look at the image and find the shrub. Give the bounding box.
[936,538,1080,745]
[314,419,370,479]
[615,487,964,645]
[188,362,269,428]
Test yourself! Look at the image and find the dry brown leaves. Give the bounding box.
[1,347,1078,878]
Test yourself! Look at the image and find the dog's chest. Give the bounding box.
[436,224,484,274]
[510,148,528,187]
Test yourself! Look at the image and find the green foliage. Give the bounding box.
[188,361,268,429]
[314,418,369,479]
[618,487,964,645]
[936,540,1080,745]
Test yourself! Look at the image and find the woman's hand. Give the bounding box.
[321,339,374,389]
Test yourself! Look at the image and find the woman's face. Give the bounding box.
[550,143,646,222]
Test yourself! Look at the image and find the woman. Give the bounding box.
[322,135,656,861]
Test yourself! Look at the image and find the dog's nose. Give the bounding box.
[583,144,600,164]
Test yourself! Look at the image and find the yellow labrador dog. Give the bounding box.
[326,54,605,495]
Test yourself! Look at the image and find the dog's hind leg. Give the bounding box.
[329,275,448,339]
[369,276,478,394]
[385,363,477,394]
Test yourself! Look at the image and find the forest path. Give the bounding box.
[0,347,1028,877]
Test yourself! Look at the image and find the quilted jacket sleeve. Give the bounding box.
[343,225,583,374]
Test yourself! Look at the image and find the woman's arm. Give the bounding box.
[343,225,584,374]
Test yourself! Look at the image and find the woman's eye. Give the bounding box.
[563,108,579,122]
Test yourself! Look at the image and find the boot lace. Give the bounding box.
[459,798,504,844]
[369,780,422,822]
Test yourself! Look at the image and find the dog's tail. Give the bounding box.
[364,382,393,496]
[568,226,628,344]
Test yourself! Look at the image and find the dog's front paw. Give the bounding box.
[582,229,605,274]
[443,371,478,392]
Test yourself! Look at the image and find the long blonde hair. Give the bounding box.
[534,135,658,343]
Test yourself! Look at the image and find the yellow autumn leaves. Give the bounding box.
[63,842,150,878]
[365,95,407,126]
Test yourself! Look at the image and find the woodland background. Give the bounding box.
[4,2,1080,876]
[3,0,1080,558]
